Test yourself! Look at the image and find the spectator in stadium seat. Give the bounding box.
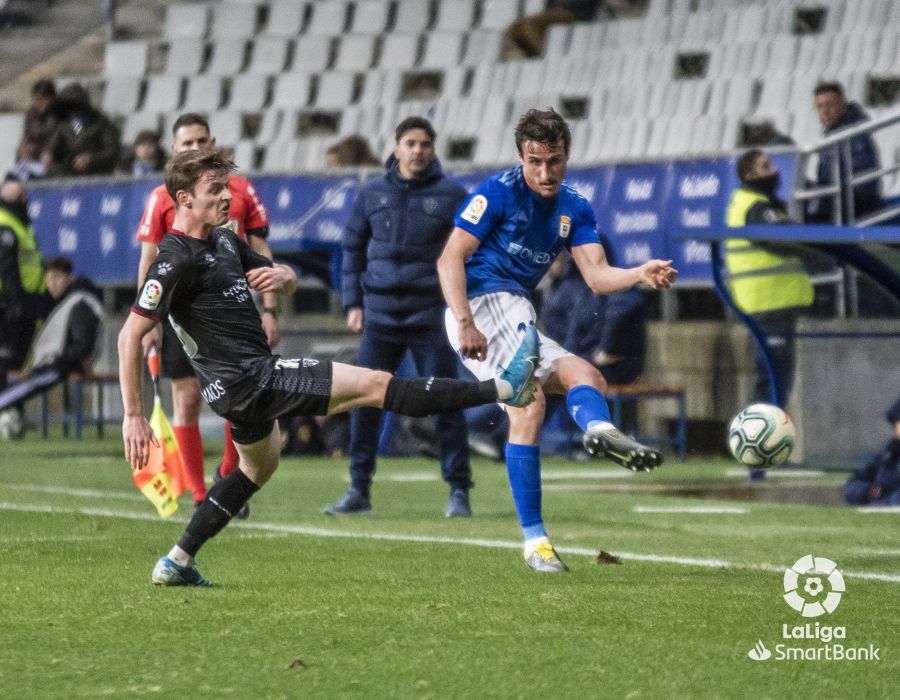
[119,129,166,177]
[120,148,538,586]
[325,135,380,168]
[725,148,813,405]
[42,83,120,177]
[739,119,795,148]
[322,117,474,518]
[0,257,103,420]
[13,79,57,181]
[134,113,278,515]
[806,81,882,223]
[0,176,45,397]
[843,397,900,506]
[438,108,676,572]
[504,0,603,58]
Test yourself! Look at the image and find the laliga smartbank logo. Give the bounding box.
[746,555,880,663]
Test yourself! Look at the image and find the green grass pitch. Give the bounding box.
[1,434,898,698]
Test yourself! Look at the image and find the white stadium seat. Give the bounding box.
[305,1,349,36]
[293,35,334,72]
[349,0,392,34]
[264,0,308,37]
[182,75,225,112]
[393,0,432,33]
[211,3,259,39]
[227,73,269,111]
[271,73,313,109]
[164,3,209,40]
[143,75,184,113]
[334,35,377,72]
[165,40,206,76]
[103,76,144,116]
[104,41,148,77]
[206,40,248,75]
[246,36,291,74]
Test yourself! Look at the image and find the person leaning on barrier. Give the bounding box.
[807,81,882,223]
[724,148,814,404]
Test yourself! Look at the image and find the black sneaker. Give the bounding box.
[213,466,250,519]
[445,488,471,518]
[322,487,372,515]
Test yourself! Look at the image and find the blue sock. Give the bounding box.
[566,384,611,432]
[505,443,545,539]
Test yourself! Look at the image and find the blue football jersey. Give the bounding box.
[453,166,600,299]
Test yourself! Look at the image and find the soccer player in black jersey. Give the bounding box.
[119,149,541,586]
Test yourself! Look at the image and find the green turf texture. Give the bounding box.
[1,435,897,698]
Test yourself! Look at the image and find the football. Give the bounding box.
[0,408,25,440]
[728,403,795,468]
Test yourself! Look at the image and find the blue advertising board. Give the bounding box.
[24,154,799,287]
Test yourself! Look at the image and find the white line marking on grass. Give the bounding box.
[382,473,440,482]
[725,468,828,478]
[633,506,749,514]
[542,469,635,480]
[3,501,900,584]
[856,506,900,513]
[858,548,900,556]
[10,484,145,501]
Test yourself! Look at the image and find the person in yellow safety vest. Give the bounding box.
[725,148,814,405]
[0,176,45,396]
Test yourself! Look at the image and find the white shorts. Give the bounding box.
[444,291,571,383]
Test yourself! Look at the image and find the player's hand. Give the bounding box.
[141,325,161,359]
[346,307,363,333]
[73,153,92,172]
[246,265,293,294]
[458,320,488,361]
[122,414,159,471]
[639,260,678,289]
[261,311,280,348]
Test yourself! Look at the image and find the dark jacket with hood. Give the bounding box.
[814,101,882,222]
[341,155,466,328]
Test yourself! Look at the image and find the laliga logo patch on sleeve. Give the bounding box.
[460,194,488,224]
[139,280,163,310]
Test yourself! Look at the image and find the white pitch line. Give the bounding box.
[725,468,829,478]
[542,469,635,480]
[3,500,900,583]
[856,506,900,514]
[633,506,749,514]
[10,484,146,501]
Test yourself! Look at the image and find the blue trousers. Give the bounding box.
[349,324,472,491]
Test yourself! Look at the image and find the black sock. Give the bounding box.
[383,377,497,418]
[177,469,260,556]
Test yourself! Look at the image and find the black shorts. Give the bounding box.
[227,357,333,444]
[161,321,195,380]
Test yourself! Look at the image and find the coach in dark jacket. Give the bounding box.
[324,117,472,517]
[809,81,882,223]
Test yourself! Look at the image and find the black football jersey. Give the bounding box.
[133,228,274,411]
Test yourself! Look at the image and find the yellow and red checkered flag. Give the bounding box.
[132,348,187,519]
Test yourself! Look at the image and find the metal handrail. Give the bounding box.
[789,106,900,225]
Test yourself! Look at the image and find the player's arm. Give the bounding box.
[247,233,281,347]
[135,189,168,356]
[437,227,487,360]
[341,192,371,333]
[118,310,159,471]
[239,237,297,297]
[572,243,677,293]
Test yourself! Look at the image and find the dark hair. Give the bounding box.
[395,116,436,144]
[171,112,210,137]
[165,148,234,202]
[514,108,571,155]
[814,81,845,99]
[31,79,56,99]
[327,135,380,166]
[43,256,73,274]
[737,148,765,183]
[134,129,161,147]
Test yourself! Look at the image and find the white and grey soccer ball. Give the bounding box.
[728,403,795,468]
[0,408,25,440]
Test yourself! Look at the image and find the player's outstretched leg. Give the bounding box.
[567,385,663,472]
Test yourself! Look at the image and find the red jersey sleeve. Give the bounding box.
[136,184,176,244]
[231,175,269,233]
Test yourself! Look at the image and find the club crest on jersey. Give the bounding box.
[461,194,488,224]
[156,261,173,276]
[139,280,163,310]
[559,215,571,238]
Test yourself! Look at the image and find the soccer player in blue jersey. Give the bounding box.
[438,108,678,572]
